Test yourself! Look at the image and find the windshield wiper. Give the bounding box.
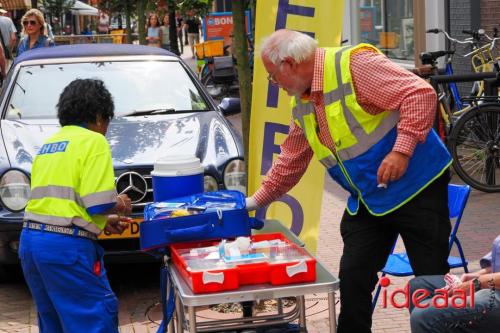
[122,108,179,117]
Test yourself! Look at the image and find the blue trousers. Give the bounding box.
[409,275,500,333]
[19,228,119,333]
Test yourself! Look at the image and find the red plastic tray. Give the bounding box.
[170,233,316,294]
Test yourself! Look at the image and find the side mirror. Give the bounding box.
[218,97,241,115]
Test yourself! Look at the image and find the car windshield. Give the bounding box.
[5,60,209,120]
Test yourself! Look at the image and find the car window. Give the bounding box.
[5,60,209,120]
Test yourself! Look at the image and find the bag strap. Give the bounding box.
[156,256,176,333]
[0,32,9,59]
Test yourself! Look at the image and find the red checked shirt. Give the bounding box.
[253,47,437,207]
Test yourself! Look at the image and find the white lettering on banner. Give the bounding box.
[214,17,232,26]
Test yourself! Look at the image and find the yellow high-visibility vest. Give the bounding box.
[291,44,451,215]
[25,125,117,234]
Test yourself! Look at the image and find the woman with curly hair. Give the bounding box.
[20,79,132,333]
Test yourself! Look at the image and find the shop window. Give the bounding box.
[359,0,414,61]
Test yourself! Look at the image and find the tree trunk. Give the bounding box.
[138,0,147,45]
[249,0,256,37]
[232,0,252,192]
[125,0,132,44]
[168,0,179,55]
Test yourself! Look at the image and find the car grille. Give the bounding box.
[115,168,154,212]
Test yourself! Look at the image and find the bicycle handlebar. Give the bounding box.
[462,29,486,40]
[427,28,476,45]
[420,50,455,65]
[426,28,440,34]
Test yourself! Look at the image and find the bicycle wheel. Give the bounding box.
[448,103,500,192]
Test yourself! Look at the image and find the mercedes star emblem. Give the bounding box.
[115,171,148,203]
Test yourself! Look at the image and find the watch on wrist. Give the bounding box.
[472,278,481,292]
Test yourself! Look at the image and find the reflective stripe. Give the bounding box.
[337,112,399,160]
[333,47,399,160]
[292,99,315,129]
[81,190,117,208]
[30,185,85,207]
[30,186,116,209]
[319,155,337,168]
[324,83,352,105]
[23,211,102,235]
[23,221,98,240]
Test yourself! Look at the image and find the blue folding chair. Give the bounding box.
[371,184,471,311]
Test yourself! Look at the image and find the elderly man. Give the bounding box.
[246,29,452,332]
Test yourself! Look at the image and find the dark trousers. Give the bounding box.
[337,170,451,333]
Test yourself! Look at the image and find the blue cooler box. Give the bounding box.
[151,155,204,202]
[140,190,263,251]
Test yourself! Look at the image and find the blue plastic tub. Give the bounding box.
[151,155,204,202]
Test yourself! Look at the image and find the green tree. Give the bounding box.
[137,0,147,45]
[97,0,137,43]
[178,0,212,16]
[40,0,75,34]
[232,0,253,187]
[167,0,180,55]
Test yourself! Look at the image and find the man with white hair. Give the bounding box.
[0,2,16,63]
[246,29,452,332]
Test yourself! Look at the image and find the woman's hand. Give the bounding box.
[105,214,132,234]
[448,281,473,296]
[460,272,481,282]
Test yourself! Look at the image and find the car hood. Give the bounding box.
[1,111,242,171]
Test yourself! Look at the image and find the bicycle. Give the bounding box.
[443,33,500,192]
[425,28,491,114]
[419,28,500,192]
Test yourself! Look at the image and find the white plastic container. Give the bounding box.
[151,155,204,202]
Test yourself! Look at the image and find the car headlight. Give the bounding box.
[204,175,219,192]
[223,159,246,193]
[0,170,31,212]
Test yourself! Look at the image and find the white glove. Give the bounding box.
[245,196,258,211]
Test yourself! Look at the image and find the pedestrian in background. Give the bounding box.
[97,10,110,34]
[176,12,184,54]
[246,29,452,333]
[0,40,6,82]
[146,13,161,47]
[19,78,132,333]
[184,10,200,59]
[0,2,17,63]
[160,14,170,51]
[17,9,54,56]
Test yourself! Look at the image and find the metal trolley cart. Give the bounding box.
[165,220,339,333]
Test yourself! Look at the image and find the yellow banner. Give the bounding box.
[249,0,344,253]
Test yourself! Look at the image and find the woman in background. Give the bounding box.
[159,15,170,51]
[17,9,54,56]
[146,13,161,47]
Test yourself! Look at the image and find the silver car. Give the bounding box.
[0,44,245,273]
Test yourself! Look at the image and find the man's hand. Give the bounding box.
[116,194,132,215]
[377,151,410,185]
[104,214,132,234]
[245,197,258,211]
